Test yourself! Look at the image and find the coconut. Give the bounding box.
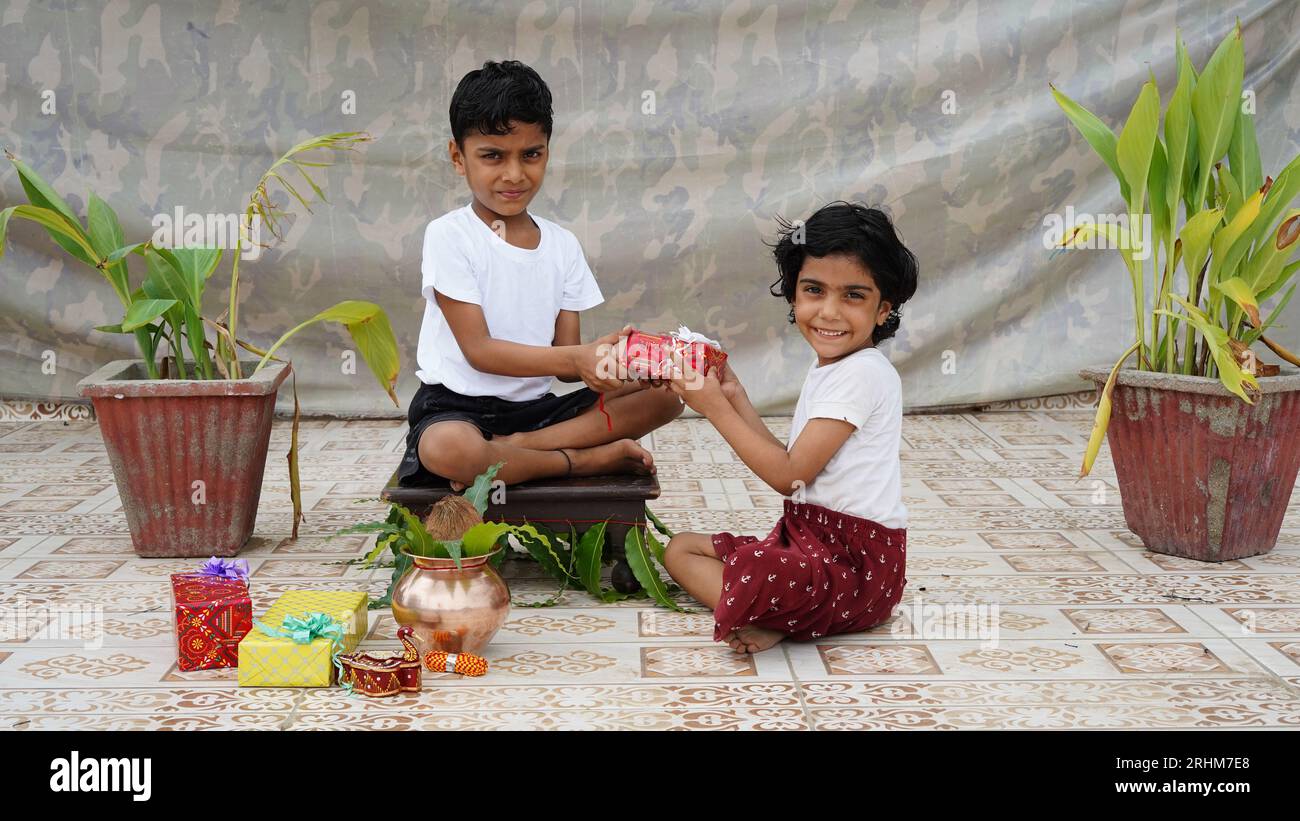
[423,494,483,541]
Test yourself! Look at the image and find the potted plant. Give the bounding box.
[1052,22,1300,560]
[0,133,400,557]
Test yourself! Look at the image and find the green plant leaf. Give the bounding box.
[1179,207,1224,288]
[1117,80,1160,218]
[462,522,513,556]
[1213,276,1261,327]
[1244,210,1300,296]
[254,300,400,405]
[120,299,178,332]
[1191,23,1244,206]
[645,506,675,539]
[463,461,504,516]
[574,520,608,596]
[512,523,568,581]
[1164,33,1195,220]
[644,525,667,566]
[0,204,99,268]
[624,527,681,611]
[1229,106,1263,194]
[1246,282,1296,344]
[1049,83,1130,202]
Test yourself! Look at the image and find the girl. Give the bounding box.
[662,201,918,654]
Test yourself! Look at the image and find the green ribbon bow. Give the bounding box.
[253,611,350,690]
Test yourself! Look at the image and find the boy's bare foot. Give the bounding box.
[446,439,653,492]
[568,438,655,477]
[728,625,786,654]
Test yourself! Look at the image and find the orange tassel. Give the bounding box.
[423,649,489,677]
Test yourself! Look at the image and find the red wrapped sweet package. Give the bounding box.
[623,326,727,380]
[169,564,253,671]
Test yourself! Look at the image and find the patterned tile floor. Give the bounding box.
[1,397,1299,730]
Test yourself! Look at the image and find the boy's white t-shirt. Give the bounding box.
[416,203,604,401]
[787,346,908,530]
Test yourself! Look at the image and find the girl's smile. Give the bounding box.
[792,253,892,366]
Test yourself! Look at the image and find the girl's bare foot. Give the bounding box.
[723,631,746,653]
[568,438,655,477]
[730,625,786,654]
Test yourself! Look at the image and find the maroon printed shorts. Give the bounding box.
[711,500,907,642]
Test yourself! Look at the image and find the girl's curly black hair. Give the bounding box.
[768,201,919,345]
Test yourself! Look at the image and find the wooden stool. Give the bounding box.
[381,470,662,591]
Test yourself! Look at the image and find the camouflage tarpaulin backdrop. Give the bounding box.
[1,0,1298,415]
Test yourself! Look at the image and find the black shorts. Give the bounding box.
[397,382,601,486]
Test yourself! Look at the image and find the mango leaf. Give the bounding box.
[462,522,513,557]
[255,300,400,405]
[392,504,435,558]
[1080,342,1139,478]
[645,506,675,539]
[644,525,667,566]
[624,527,681,611]
[462,461,504,516]
[1049,83,1130,202]
[371,549,412,610]
[574,519,609,596]
[120,299,179,332]
[512,523,568,581]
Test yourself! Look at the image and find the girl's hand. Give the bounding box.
[717,361,745,402]
[666,356,730,418]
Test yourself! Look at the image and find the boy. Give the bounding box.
[397,60,684,490]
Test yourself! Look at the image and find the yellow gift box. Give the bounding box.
[237,590,369,687]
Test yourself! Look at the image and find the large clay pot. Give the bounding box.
[1080,366,1300,561]
[77,359,290,557]
[390,548,510,655]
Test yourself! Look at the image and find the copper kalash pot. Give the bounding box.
[390,547,510,655]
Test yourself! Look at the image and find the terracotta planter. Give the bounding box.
[77,360,290,558]
[390,548,510,655]
[1080,366,1300,561]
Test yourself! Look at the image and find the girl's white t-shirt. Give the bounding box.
[787,346,908,530]
[416,203,604,401]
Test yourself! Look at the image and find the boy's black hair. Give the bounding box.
[768,201,919,344]
[449,60,553,146]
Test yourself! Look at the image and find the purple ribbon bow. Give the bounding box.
[196,556,250,583]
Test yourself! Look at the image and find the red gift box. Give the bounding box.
[623,328,727,380]
[169,573,253,671]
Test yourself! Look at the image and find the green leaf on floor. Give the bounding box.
[625,526,682,611]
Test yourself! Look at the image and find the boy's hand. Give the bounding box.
[665,355,729,418]
[572,324,633,393]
